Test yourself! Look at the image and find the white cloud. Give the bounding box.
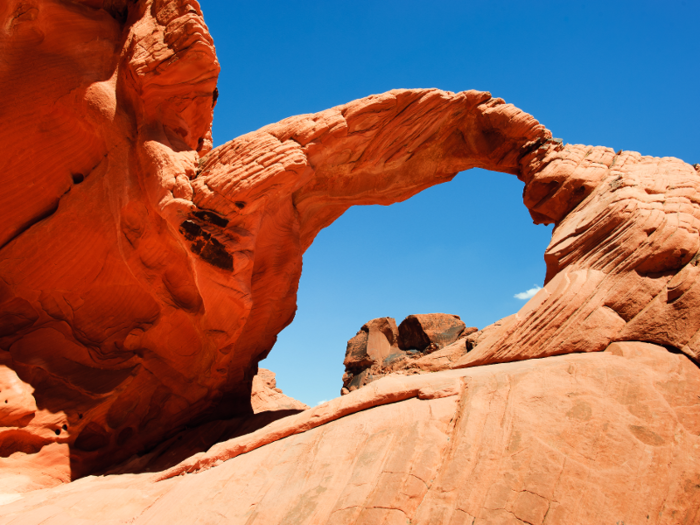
[514,285,542,300]
[315,399,328,406]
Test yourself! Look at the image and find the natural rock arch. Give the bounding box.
[1,0,699,490]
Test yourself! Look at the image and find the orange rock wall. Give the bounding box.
[0,0,221,483]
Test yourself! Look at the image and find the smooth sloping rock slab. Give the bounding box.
[1,343,697,524]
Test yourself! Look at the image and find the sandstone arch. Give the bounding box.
[0,0,553,482]
[0,0,698,499]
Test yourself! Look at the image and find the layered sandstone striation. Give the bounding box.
[0,0,221,485]
[0,0,699,522]
[455,145,700,370]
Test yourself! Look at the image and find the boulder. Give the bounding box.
[398,313,469,352]
[342,315,476,393]
[343,317,400,372]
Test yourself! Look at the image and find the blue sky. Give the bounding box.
[200,0,699,406]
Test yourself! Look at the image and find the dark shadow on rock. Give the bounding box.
[102,409,305,475]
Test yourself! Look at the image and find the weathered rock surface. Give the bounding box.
[455,146,700,371]
[342,314,476,393]
[0,0,221,483]
[1,344,698,524]
[344,317,400,374]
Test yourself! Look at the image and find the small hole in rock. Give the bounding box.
[72,173,84,184]
[54,429,60,435]
[62,424,67,431]
[78,413,83,419]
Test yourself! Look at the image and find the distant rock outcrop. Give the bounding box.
[341,314,477,393]
[399,314,469,352]
[251,368,309,413]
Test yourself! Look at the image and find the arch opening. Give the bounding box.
[262,167,553,406]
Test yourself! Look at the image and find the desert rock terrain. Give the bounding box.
[0,0,698,523]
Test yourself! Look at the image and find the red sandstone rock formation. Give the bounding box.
[344,318,401,377]
[0,0,551,483]
[454,145,700,371]
[0,0,699,522]
[0,0,220,485]
[399,314,468,352]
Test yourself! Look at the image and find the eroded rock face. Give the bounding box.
[343,317,400,377]
[398,314,468,352]
[251,368,308,413]
[0,0,221,484]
